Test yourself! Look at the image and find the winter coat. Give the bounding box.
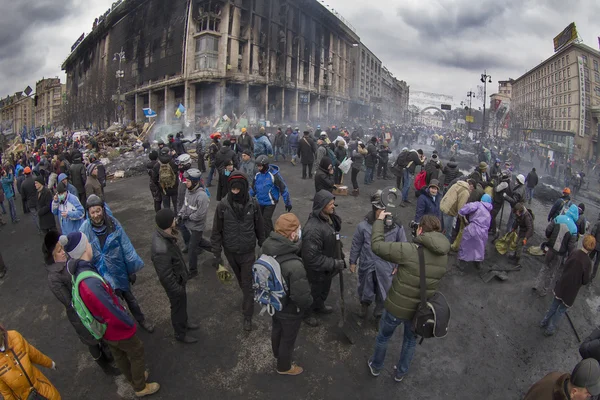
[314,166,335,193]
[371,220,449,320]
[378,147,391,164]
[151,229,188,296]
[288,132,299,149]
[297,135,316,164]
[215,146,239,173]
[548,195,572,222]
[92,161,106,188]
[37,187,56,230]
[152,156,179,196]
[470,169,490,188]
[554,249,591,307]
[301,190,343,278]
[579,326,600,361]
[238,133,254,153]
[0,328,60,400]
[315,145,328,167]
[211,192,265,256]
[239,159,256,186]
[250,165,291,207]
[67,259,137,342]
[57,173,78,196]
[415,188,442,223]
[505,184,525,208]
[216,170,230,202]
[364,143,378,168]
[424,159,441,184]
[20,175,37,209]
[85,175,103,202]
[591,219,600,251]
[273,132,286,146]
[351,145,368,171]
[69,157,87,194]
[0,173,14,199]
[554,204,579,236]
[179,185,210,232]
[440,180,471,217]
[405,150,424,174]
[261,232,313,318]
[526,171,538,188]
[545,218,577,255]
[442,160,461,186]
[350,212,407,304]
[513,209,534,239]
[458,201,492,262]
[253,135,273,157]
[335,143,347,164]
[52,193,85,235]
[79,211,144,292]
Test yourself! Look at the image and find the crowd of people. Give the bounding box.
[2,123,600,399]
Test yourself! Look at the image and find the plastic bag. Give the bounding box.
[495,231,518,255]
[339,158,353,174]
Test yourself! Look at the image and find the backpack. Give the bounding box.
[414,170,427,191]
[252,254,296,316]
[158,161,177,190]
[411,246,451,343]
[394,151,410,168]
[71,270,107,340]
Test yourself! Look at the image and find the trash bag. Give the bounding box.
[216,264,233,284]
[495,231,518,255]
[339,158,353,174]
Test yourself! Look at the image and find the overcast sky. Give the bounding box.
[1,0,599,109]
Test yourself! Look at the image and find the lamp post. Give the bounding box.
[480,71,492,138]
[113,47,126,124]
[466,90,475,131]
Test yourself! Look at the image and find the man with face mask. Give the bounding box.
[178,168,210,278]
[261,213,313,376]
[211,171,265,331]
[52,182,85,235]
[79,194,155,333]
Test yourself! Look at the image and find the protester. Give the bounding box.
[0,325,60,400]
[153,147,179,212]
[253,128,273,158]
[396,148,425,206]
[70,152,87,207]
[250,155,292,234]
[52,182,85,234]
[510,203,534,267]
[211,171,265,331]
[205,133,221,187]
[442,157,461,192]
[539,234,595,336]
[489,171,511,235]
[261,213,313,375]
[239,150,256,186]
[36,176,56,234]
[364,136,378,185]
[548,188,573,222]
[152,209,199,343]
[79,195,155,333]
[470,161,490,188]
[21,167,40,232]
[350,190,407,323]
[216,159,235,201]
[214,139,239,173]
[175,153,194,253]
[503,173,526,233]
[525,167,539,204]
[63,232,160,397]
[350,140,368,196]
[238,128,254,154]
[301,190,344,327]
[297,131,316,179]
[146,151,162,212]
[523,358,600,400]
[590,215,600,281]
[58,173,78,196]
[334,140,347,184]
[456,194,492,274]
[576,203,587,239]
[440,178,473,241]
[273,128,286,162]
[0,168,18,223]
[414,179,442,223]
[85,162,104,201]
[314,156,336,194]
[368,214,448,382]
[376,141,392,180]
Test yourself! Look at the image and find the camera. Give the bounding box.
[384,214,394,227]
[409,220,419,237]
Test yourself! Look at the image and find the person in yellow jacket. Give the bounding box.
[0,326,60,400]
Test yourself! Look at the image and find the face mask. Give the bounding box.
[224,170,231,176]
[58,194,67,202]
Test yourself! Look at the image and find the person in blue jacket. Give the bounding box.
[58,173,79,196]
[253,129,273,158]
[414,179,442,224]
[79,194,155,333]
[250,155,292,234]
[0,168,19,223]
[52,182,84,234]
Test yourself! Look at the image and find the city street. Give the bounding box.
[0,157,596,400]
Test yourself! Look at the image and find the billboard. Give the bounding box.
[553,23,578,52]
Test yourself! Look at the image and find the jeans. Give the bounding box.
[188,230,211,273]
[105,335,147,392]
[540,297,568,334]
[302,163,313,179]
[115,289,146,324]
[272,316,303,372]
[0,201,6,214]
[526,187,535,202]
[370,310,417,376]
[364,167,374,184]
[207,164,216,186]
[401,169,412,202]
[162,193,178,213]
[290,147,298,164]
[224,251,256,318]
[442,213,456,242]
[179,221,191,246]
[30,207,40,232]
[274,146,286,161]
[7,197,17,222]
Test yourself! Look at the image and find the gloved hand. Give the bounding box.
[285,204,292,212]
[212,256,222,270]
[129,273,137,285]
[216,264,233,284]
[334,259,345,271]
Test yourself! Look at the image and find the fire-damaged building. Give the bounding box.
[61,0,408,128]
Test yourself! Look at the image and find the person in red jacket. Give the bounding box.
[62,232,160,398]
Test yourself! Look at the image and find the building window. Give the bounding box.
[566,55,570,64]
[563,121,566,130]
[568,80,571,90]
[594,60,599,72]
[568,107,572,117]
[582,55,588,65]
[195,35,219,70]
[568,120,571,130]
[568,94,571,103]
[596,72,600,82]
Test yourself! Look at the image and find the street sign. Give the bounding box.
[24,86,32,96]
[466,115,474,123]
[441,104,451,110]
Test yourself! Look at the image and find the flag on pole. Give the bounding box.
[143,108,157,118]
[175,103,186,118]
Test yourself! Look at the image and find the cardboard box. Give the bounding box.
[333,185,348,196]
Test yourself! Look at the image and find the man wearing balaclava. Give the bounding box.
[211,171,265,332]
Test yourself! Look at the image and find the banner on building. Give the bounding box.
[553,23,578,52]
[577,56,586,137]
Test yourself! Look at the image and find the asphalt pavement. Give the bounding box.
[0,153,598,400]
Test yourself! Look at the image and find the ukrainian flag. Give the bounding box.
[175,103,186,118]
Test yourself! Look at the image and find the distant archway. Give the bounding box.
[420,106,447,120]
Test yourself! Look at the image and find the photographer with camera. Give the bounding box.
[368,214,449,382]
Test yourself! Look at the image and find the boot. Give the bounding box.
[135,382,160,398]
[176,335,198,344]
[352,189,359,197]
[243,318,253,332]
[277,364,304,376]
[303,316,319,327]
[358,303,369,319]
[139,320,155,333]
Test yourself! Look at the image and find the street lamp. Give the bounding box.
[480,71,492,138]
[466,90,475,131]
[113,47,126,124]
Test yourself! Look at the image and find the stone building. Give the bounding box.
[34,78,65,130]
[0,93,34,136]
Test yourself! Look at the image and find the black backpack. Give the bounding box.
[411,246,451,344]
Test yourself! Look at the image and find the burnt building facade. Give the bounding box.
[62,0,371,128]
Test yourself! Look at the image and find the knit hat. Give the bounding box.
[223,139,231,147]
[275,213,300,238]
[479,161,488,170]
[86,163,97,176]
[155,208,175,230]
[571,358,600,396]
[481,194,492,203]
[34,176,45,185]
[56,182,67,194]
[59,232,89,259]
[242,149,252,156]
[320,156,333,170]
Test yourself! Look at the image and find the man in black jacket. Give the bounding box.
[302,190,344,327]
[214,139,239,173]
[211,171,265,331]
[297,131,316,179]
[35,176,56,234]
[69,152,87,207]
[525,167,538,204]
[262,213,313,376]
[364,136,378,185]
[314,157,335,194]
[153,147,179,212]
[20,167,39,232]
[152,209,199,343]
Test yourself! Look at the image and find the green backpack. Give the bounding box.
[71,270,107,340]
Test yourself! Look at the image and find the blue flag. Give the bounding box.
[143,108,157,118]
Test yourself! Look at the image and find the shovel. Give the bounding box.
[336,233,360,344]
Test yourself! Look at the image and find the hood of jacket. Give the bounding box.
[45,261,67,274]
[564,204,579,223]
[58,173,68,182]
[259,164,280,175]
[261,231,301,257]
[312,189,335,218]
[446,160,458,169]
[218,146,232,156]
[413,231,450,256]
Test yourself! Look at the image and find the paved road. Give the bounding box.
[0,157,596,399]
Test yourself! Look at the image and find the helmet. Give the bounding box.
[86,194,104,210]
[183,168,202,181]
[370,190,386,209]
[176,153,192,167]
[255,155,269,166]
[516,174,525,184]
[159,147,170,157]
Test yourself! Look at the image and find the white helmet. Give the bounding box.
[516,174,525,184]
[176,153,192,168]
